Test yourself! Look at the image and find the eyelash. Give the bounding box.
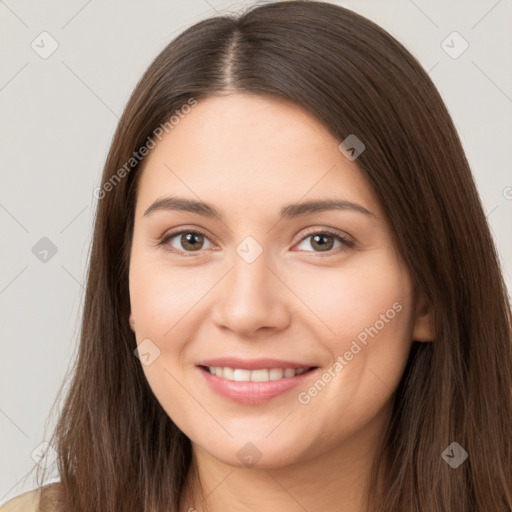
[158,227,354,258]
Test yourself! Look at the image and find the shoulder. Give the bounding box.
[0,483,60,512]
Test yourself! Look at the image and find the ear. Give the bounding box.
[129,312,136,333]
[411,292,435,342]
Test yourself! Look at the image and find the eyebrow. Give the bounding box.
[143,195,374,219]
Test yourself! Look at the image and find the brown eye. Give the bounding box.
[295,229,353,255]
[161,230,214,255]
[179,232,205,251]
[309,233,335,252]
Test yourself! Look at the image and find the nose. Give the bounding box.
[210,248,291,337]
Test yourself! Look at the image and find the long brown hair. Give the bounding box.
[32,1,512,510]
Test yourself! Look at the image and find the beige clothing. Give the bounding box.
[0,488,40,512]
[0,484,57,512]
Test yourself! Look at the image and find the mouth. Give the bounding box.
[195,363,320,404]
[198,365,318,382]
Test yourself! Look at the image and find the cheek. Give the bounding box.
[291,252,411,342]
[129,259,206,429]
[129,259,208,338]
[291,252,413,406]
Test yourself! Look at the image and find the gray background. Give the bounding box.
[1,0,511,503]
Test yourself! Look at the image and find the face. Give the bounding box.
[128,93,432,469]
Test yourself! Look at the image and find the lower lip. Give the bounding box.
[197,366,319,404]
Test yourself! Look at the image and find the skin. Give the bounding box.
[128,93,434,512]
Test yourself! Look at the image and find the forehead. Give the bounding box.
[134,93,381,221]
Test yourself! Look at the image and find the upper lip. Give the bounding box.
[197,357,318,371]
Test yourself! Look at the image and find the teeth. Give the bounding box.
[269,368,283,380]
[234,369,251,381]
[223,367,234,379]
[249,369,268,382]
[206,366,310,382]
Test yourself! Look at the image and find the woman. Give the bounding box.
[2,1,511,511]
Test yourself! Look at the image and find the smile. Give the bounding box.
[197,365,319,404]
[204,365,312,381]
